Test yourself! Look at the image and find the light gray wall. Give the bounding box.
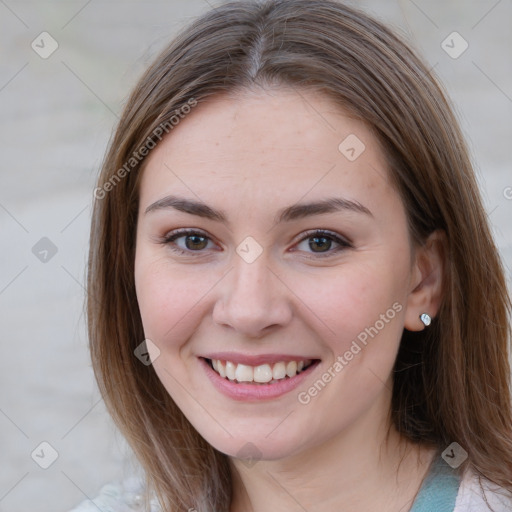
[0,1,510,511]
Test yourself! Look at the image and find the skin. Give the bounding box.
[134,87,445,512]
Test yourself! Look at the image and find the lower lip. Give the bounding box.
[199,358,320,402]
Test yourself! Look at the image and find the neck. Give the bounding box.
[228,394,436,512]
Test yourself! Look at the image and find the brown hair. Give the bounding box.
[87,1,512,510]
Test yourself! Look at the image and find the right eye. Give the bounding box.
[161,229,217,255]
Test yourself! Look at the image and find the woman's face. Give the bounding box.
[134,88,420,461]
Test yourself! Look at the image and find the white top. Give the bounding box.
[68,474,162,512]
[454,469,512,511]
[69,468,512,512]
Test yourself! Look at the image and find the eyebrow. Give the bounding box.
[144,195,373,224]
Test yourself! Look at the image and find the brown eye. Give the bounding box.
[162,229,215,255]
[184,234,208,250]
[295,230,352,257]
[308,235,333,253]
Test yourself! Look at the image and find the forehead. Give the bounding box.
[138,88,394,211]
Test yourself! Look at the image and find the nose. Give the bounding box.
[212,252,293,338]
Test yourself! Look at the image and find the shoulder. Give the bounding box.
[68,475,162,512]
[454,467,512,512]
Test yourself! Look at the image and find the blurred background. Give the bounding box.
[0,0,511,510]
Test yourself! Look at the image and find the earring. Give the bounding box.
[420,313,431,327]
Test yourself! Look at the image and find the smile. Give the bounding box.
[207,358,315,384]
[200,356,321,401]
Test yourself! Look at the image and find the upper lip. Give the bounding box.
[200,352,320,366]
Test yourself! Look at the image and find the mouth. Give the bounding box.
[204,357,318,385]
[199,355,321,401]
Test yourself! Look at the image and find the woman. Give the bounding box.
[72,0,512,510]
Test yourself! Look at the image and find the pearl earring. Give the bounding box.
[420,313,431,326]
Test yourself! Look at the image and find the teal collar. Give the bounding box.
[409,453,461,512]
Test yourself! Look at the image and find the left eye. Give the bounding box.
[161,229,351,257]
[294,230,351,257]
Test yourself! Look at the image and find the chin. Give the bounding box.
[199,427,311,463]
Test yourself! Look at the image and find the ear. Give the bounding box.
[404,230,446,331]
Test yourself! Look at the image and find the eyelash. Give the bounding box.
[160,228,352,258]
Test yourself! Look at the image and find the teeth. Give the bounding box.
[235,364,253,382]
[272,361,286,380]
[286,361,297,377]
[210,359,312,383]
[226,361,236,381]
[254,364,273,383]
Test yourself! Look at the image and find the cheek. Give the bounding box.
[301,260,406,354]
[292,262,407,424]
[134,251,201,347]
